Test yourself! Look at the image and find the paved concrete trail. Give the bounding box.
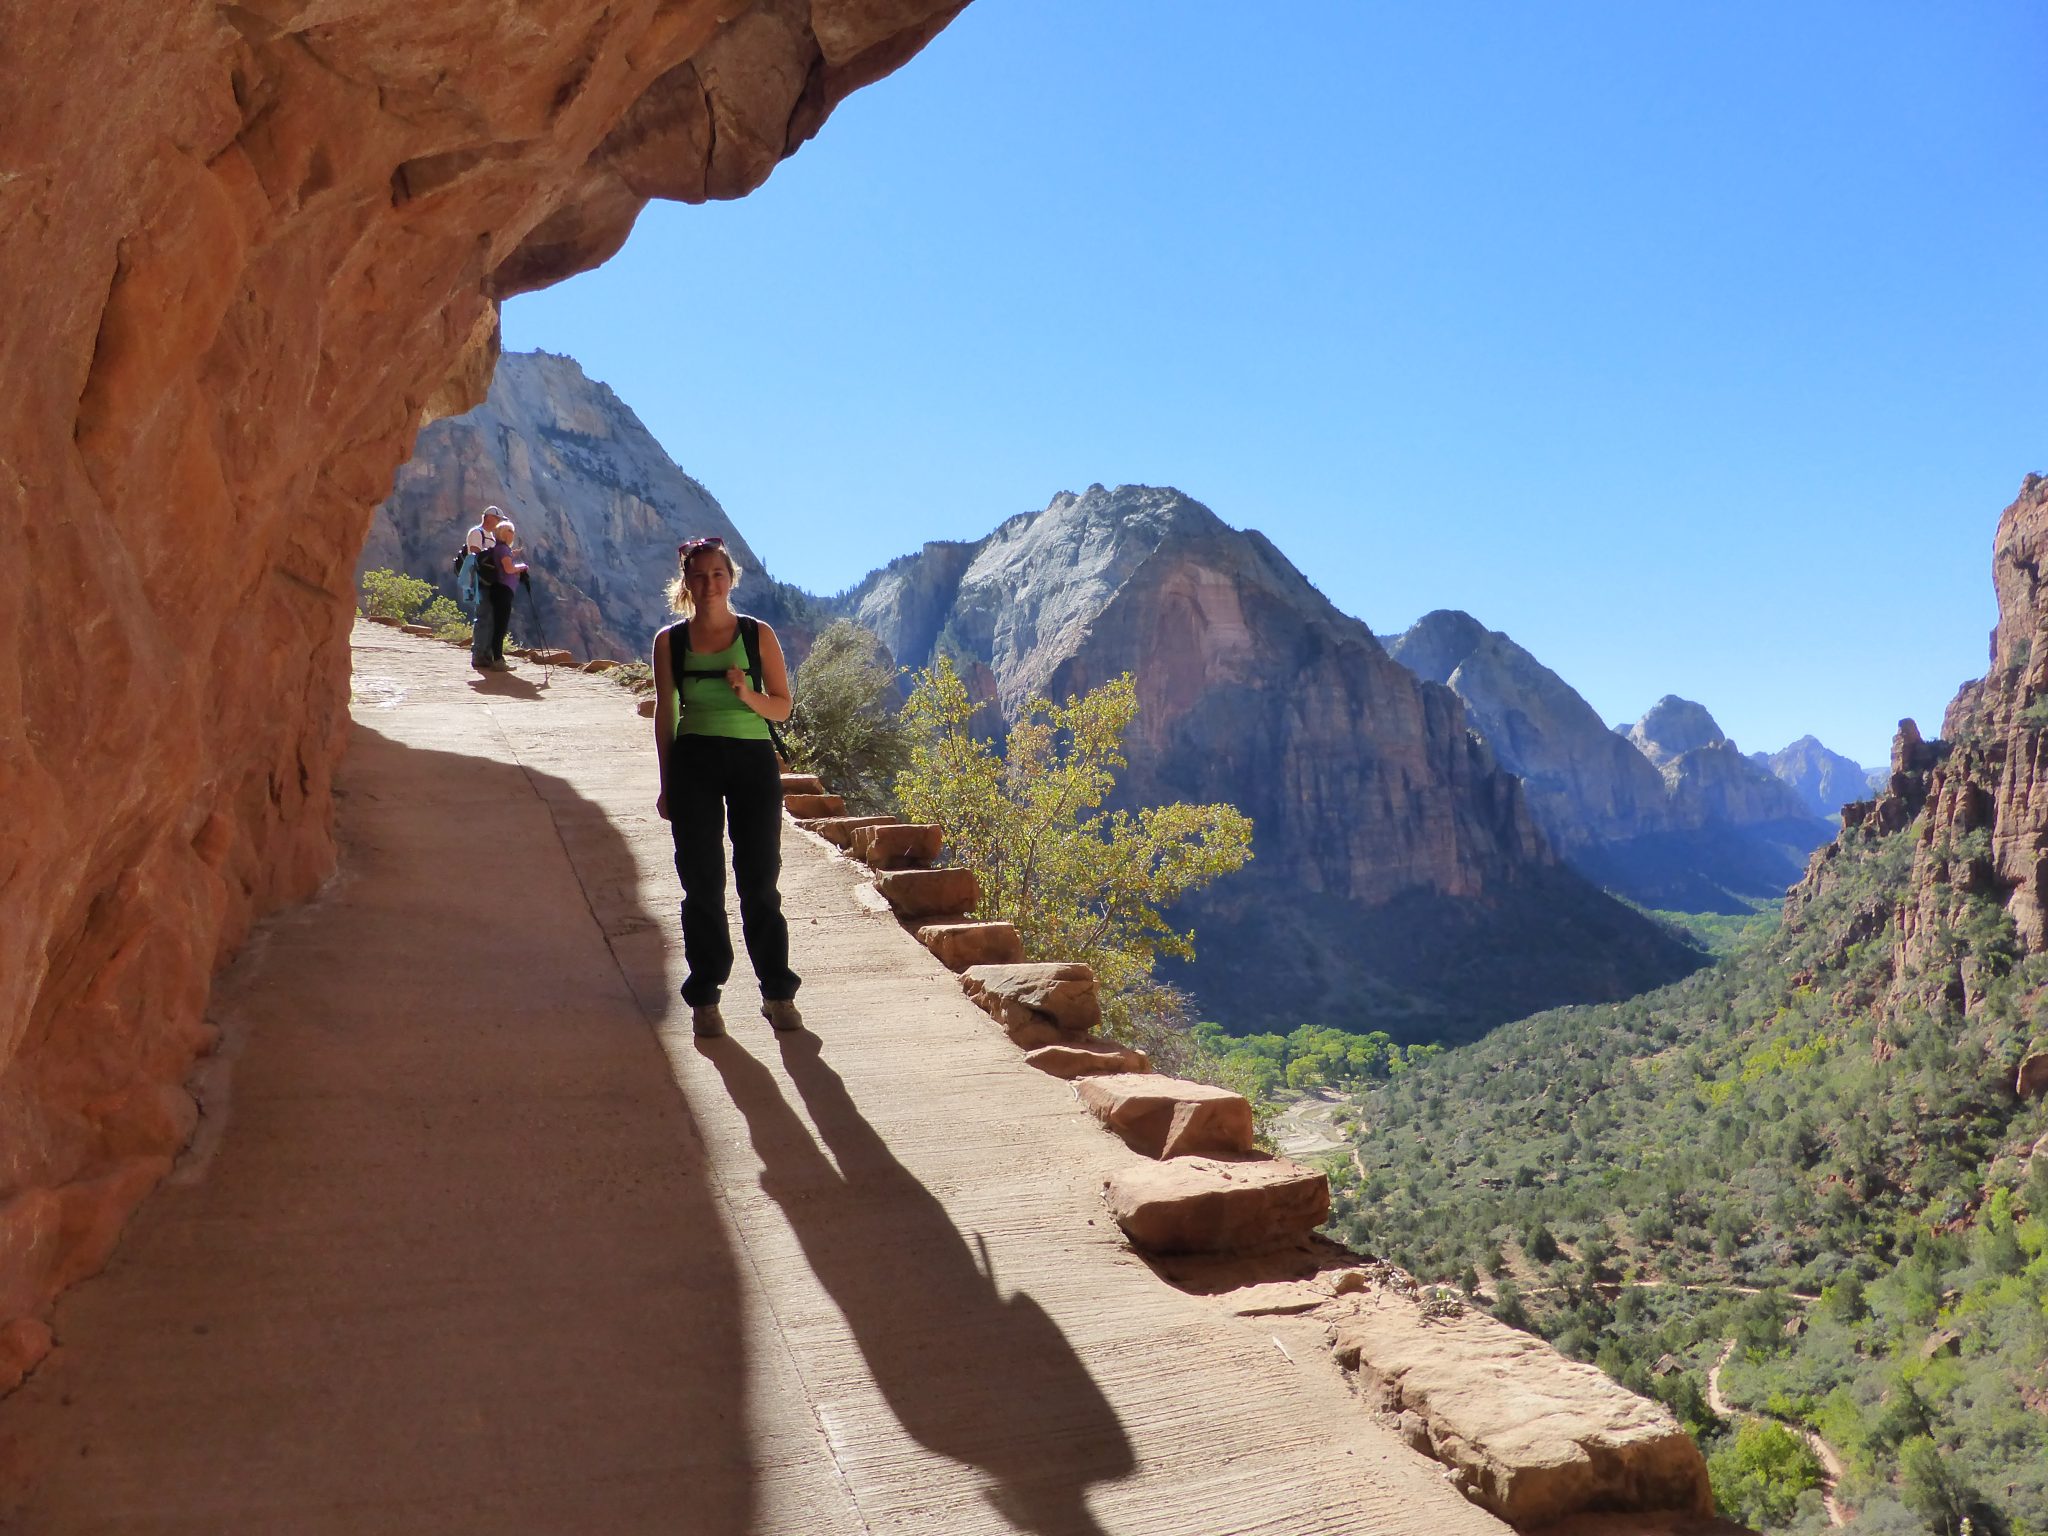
[0,625,1507,1536]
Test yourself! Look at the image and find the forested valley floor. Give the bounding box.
[1224,820,2048,1536]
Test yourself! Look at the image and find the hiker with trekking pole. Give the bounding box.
[457,505,507,671]
[652,535,803,1040]
[478,518,529,672]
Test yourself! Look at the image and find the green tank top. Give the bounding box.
[671,626,771,741]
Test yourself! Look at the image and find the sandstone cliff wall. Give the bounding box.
[842,486,1702,1035]
[0,0,963,1386]
[849,486,1549,908]
[1793,475,2048,1008]
[1390,611,1677,853]
[1387,619,1833,916]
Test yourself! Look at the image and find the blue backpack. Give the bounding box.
[452,544,484,612]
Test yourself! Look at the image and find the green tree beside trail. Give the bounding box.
[1706,1420,1823,1530]
[785,620,908,816]
[894,658,1252,1026]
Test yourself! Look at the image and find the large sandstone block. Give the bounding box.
[799,815,900,849]
[2016,1049,2048,1099]
[915,921,1024,972]
[1106,1155,1330,1255]
[851,822,944,870]
[1025,1038,1150,1079]
[783,792,846,819]
[1330,1300,1712,1527]
[1077,1074,1253,1159]
[959,962,1101,1034]
[780,773,827,796]
[637,697,658,718]
[873,866,978,919]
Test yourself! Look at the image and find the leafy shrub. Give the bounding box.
[420,596,470,640]
[359,568,435,622]
[895,657,1252,1027]
[785,620,908,815]
[1706,1420,1822,1529]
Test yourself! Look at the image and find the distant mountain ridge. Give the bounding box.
[1749,735,1883,819]
[838,484,1700,1038]
[1389,618,1834,912]
[1388,612,1676,853]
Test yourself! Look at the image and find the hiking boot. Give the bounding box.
[691,1004,726,1039]
[761,999,804,1034]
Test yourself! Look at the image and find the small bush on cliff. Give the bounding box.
[786,621,908,816]
[359,568,436,622]
[895,657,1253,1025]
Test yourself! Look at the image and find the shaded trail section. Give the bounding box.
[0,625,1510,1535]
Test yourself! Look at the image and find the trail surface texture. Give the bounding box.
[0,625,1508,1536]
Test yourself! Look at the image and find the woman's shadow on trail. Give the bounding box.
[705,1033,1136,1535]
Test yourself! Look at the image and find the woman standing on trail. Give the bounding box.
[653,536,802,1039]
[485,521,530,670]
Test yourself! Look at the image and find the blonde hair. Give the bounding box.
[494,521,517,543]
[666,542,741,620]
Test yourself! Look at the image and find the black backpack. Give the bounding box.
[668,615,790,760]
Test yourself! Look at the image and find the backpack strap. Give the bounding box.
[671,616,787,760]
[737,615,790,763]
[737,615,766,694]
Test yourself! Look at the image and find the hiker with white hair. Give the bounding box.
[479,518,529,672]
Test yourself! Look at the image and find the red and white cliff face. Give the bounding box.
[849,487,1549,909]
[1794,475,2048,1006]
[843,486,1701,1035]
[0,0,965,1387]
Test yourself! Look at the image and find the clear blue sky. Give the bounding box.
[504,1,2046,768]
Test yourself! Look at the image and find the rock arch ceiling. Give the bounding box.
[0,0,968,1384]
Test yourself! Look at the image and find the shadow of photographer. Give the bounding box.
[705,1032,1135,1535]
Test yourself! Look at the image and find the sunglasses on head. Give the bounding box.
[678,535,725,555]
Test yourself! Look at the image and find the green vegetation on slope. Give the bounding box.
[1323,823,2048,1535]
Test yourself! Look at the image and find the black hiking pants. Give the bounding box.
[668,734,799,1007]
[487,583,513,661]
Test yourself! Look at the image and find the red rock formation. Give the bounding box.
[0,0,964,1388]
[1793,475,2048,1007]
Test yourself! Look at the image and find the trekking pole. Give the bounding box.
[523,578,553,687]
